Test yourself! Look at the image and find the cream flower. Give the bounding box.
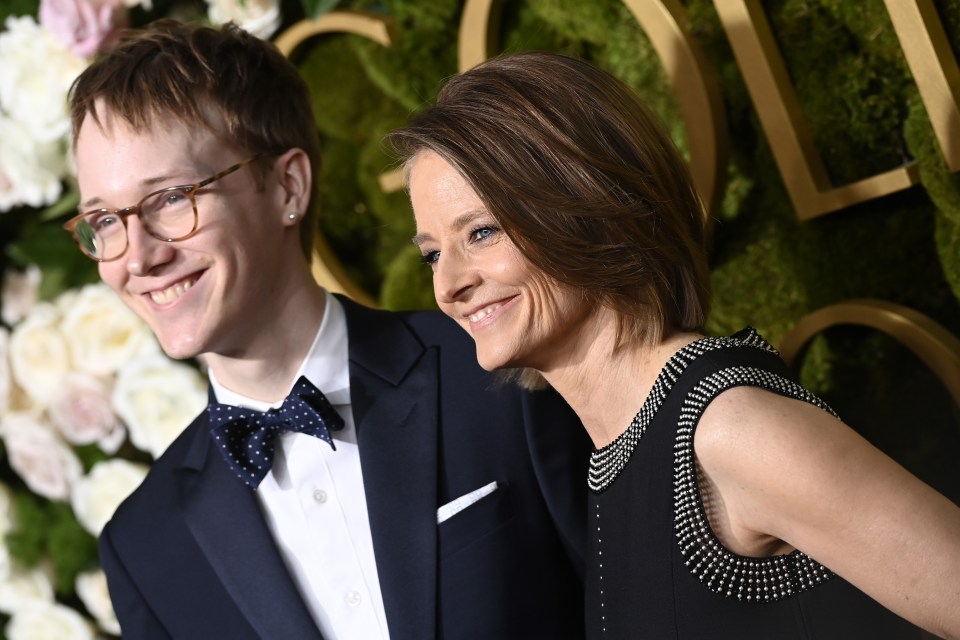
[0,412,82,501]
[0,115,67,212]
[1,265,42,327]
[5,600,93,640]
[0,16,87,144]
[206,0,281,39]
[113,355,206,458]
[9,303,69,405]
[59,282,158,377]
[70,459,147,535]
[0,562,54,616]
[49,372,125,454]
[75,569,120,635]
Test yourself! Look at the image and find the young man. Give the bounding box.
[64,20,589,639]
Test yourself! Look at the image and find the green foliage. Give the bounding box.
[7,494,98,598]
[0,0,39,23]
[6,218,100,302]
[301,0,342,19]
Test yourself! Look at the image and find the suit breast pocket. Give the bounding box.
[437,481,514,558]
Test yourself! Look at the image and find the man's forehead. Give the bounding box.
[81,97,227,143]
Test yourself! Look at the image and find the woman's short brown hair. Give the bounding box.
[389,51,710,348]
[69,19,321,258]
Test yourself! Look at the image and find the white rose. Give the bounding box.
[9,303,69,405]
[2,265,42,326]
[75,569,120,636]
[49,372,125,454]
[59,283,158,377]
[0,561,54,616]
[207,0,280,39]
[5,600,93,640]
[0,16,87,144]
[0,115,69,212]
[0,412,82,501]
[113,355,206,458]
[70,459,147,535]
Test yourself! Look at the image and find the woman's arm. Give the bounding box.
[695,386,960,639]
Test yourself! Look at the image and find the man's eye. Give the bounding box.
[419,250,440,265]
[91,214,120,231]
[161,191,189,208]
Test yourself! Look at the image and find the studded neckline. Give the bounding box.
[587,327,839,607]
[588,328,774,494]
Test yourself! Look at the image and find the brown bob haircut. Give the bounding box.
[68,19,321,258]
[390,51,711,350]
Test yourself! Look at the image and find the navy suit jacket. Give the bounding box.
[100,296,590,639]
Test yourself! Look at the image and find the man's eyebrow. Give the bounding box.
[80,173,192,210]
[411,209,487,248]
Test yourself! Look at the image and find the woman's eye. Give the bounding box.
[419,250,440,266]
[470,226,497,242]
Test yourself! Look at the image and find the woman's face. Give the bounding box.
[409,150,593,373]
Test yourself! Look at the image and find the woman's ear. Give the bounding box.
[274,148,311,225]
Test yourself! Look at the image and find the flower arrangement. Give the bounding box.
[0,0,333,636]
[0,274,209,637]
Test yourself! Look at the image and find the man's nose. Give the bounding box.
[124,216,175,276]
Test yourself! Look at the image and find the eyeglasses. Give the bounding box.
[64,156,261,262]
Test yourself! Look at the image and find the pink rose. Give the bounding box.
[38,0,128,58]
[2,265,41,327]
[0,412,81,501]
[48,372,125,454]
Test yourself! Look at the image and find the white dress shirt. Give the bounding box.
[209,292,390,640]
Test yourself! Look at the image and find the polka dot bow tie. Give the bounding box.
[208,376,345,488]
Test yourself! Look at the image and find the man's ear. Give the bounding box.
[274,148,311,225]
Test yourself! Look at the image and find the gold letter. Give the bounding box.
[714,0,919,220]
[885,0,960,172]
[779,299,960,406]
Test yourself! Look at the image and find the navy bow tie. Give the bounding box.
[208,376,345,488]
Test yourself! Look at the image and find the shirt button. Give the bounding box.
[313,489,327,503]
[345,591,362,607]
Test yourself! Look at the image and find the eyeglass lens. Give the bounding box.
[74,187,196,261]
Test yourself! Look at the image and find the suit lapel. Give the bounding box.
[177,410,323,639]
[340,297,439,639]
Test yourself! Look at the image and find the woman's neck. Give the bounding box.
[541,316,700,448]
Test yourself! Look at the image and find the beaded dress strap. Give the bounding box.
[674,365,838,602]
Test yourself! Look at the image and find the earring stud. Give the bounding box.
[287,212,297,221]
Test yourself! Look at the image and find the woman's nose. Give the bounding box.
[434,250,480,304]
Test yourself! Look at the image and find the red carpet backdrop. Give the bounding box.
[0,0,959,636]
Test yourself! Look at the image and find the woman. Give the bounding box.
[389,51,960,639]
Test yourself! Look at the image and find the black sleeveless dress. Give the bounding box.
[585,329,925,639]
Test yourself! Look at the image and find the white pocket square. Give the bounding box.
[436,481,499,524]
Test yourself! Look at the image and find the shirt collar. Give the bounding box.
[209,290,351,410]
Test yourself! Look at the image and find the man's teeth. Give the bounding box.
[469,304,501,322]
[150,277,196,304]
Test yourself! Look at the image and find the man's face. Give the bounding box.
[74,110,297,361]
